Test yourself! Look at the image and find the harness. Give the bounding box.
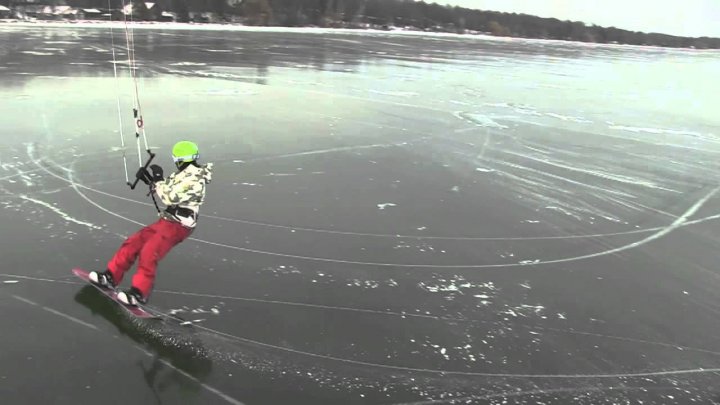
[164,205,197,228]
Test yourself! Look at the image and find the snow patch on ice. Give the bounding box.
[368,90,419,98]
[170,61,208,66]
[501,304,547,319]
[206,89,258,96]
[419,275,498,304]
[263,265,302,276]
[179,319,204,326]
[413,337,482,363]
[482,102,542,117]
[393,241,437,253]
[190,307,220,314]
[609,125,703,137]
[266,172,297,177]
[455,111,508,129]
[21,51,54,56]
[346,278,398,289]
[544,112,592,124]
[519,259,540,265]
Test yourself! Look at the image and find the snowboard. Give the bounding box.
[72,268,160,319]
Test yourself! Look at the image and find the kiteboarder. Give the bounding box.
[88,141,213,306]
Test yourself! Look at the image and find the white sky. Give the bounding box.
[435,0,720,37]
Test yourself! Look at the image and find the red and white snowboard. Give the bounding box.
[72,268,159,319]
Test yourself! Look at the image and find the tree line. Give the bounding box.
[60,0,719,49]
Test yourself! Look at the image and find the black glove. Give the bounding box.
[135,167,151,185]
[149,164,164,182]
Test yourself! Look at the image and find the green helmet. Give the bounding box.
[172,141,199,164]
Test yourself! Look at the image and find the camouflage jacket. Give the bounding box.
[154,163,213,228]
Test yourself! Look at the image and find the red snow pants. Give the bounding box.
[107,218,192,298]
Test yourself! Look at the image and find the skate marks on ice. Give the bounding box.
[20,147,720,338]
[4,29,720,403]
[8,75,712,398]
[23,144,720,270]
[3,141,685,250]
[451,107,720,228]
[4,271,720,403]
[8,122,713,398]
[73,286,243,405]
[58,197,720,401]
[0,146,112,241]
[3,285,243,404]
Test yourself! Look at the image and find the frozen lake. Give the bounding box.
[1,23,720,404]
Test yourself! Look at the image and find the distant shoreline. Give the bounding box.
[1,19,718,51]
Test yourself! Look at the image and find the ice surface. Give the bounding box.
[1,24,719,405]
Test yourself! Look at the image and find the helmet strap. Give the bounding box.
[175,161,197,171]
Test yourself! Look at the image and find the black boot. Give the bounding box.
[117,287,145,306]
[88,270,115,289]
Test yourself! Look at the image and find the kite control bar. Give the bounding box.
[128,151,156,190]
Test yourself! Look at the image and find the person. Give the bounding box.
[89,141,213,306]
